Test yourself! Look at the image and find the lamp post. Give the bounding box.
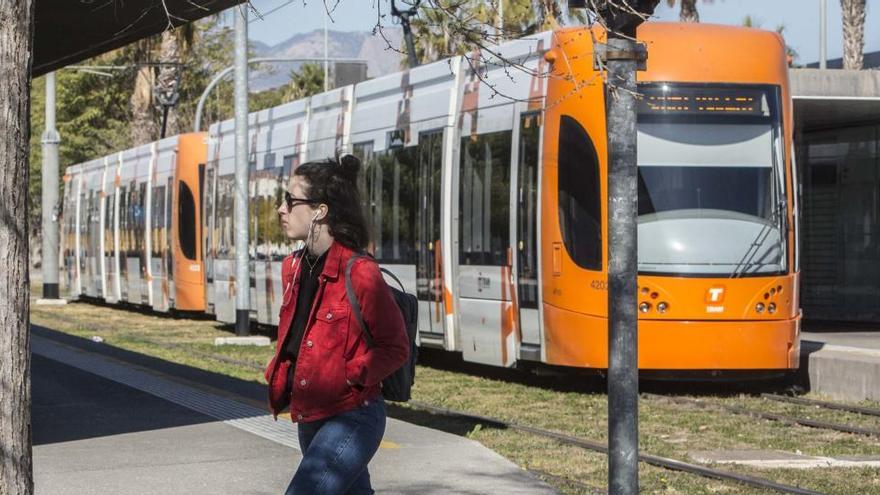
[234,4,250,336]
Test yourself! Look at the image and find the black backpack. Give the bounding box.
[344,254,418,402]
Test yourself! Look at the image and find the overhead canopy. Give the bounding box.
[790,68,880,131]
[33,0,245,77]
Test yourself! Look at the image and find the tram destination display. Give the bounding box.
[638,85,769,116]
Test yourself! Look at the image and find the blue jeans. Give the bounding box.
[285,397,386,495]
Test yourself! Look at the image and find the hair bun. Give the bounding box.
[337,153,361,181]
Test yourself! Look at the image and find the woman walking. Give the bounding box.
[264,153,409,494]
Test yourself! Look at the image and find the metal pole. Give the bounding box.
[323,13,329,91]
[498,0,504,41]
[819,0,827,69]
[606,35,640,494]
[234,5,250,336]
[392,0,421,68]
[401,15,419,69]
[41,71,61,300]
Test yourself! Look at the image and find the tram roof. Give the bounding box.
[33,0,245,77]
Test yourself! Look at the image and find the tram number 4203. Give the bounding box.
[590,280,607,291]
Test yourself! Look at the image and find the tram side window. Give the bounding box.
[353,142,375,242]
[266,166,286,262]
[216,173,235,259]
[253,169,278,261]
[118,185,128,255]
[105,190,115,256]
[558,115,601,271]
[178,181,197,260]
[459,130,512,266]
[203,167,216,260]
[151,185,167,259]
[126,185,140,258]
[364,147,417,264]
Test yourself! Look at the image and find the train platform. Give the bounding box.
[800,322,880,402]
[31,326,557,495]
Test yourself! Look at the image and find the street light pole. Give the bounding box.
[324,12,329,91]
[819,0,827,69]
[192,57,365,133]
[41,71,61,301]
[234,4,250,336]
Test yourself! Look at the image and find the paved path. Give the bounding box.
[32,329,557,495]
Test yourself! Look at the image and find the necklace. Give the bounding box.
[303,252,320,277]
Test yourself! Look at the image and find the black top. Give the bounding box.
[284,250,327,361]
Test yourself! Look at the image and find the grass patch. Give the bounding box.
[30,299,880,494]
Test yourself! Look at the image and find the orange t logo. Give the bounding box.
[706,287,725,303]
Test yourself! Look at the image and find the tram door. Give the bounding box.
[416,130,445,338]
[516,113,542,349]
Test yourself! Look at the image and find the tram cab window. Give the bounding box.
[458,131,512,266]
[558,115,602,271]
[636,84,786,276]
[178,181,197,260]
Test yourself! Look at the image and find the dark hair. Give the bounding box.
[294,152,369,250]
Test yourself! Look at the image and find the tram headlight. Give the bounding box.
[657,302,669,313]
[755,303,765,314]
[768,303,777,314]
[639,302,651,313]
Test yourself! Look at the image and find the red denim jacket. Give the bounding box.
[264,241,409,423]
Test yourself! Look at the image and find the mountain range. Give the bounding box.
[251,28,404,91]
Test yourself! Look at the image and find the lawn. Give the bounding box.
[30,299,880,494]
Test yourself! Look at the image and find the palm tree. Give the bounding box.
[841,0,867,70]
[282,63,325,102]
[666,0,707,23]
[155,25,194,137]
[129,25,195,145]
[409,0,582,66]
[130,39,158,146]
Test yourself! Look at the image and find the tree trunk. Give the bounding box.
[680,0,699,22]
[0,0,35,493]
[841,0,866,70]
[156,30,181,137]
[130,54,156,146]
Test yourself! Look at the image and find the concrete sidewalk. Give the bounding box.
[801,325,880,402]
[32,330,557,495]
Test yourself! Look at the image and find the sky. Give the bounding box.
[241,0,879,65]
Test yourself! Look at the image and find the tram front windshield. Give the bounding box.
[636,84,787,277]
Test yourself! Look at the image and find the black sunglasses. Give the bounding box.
[282,191,318,211]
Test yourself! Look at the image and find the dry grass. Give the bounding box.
[30,298,880,494]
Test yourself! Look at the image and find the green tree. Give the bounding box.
[409,0,586,66]
[281,63,326,102]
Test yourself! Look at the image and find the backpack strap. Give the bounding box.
[378,267,405,293]
[345,254,376,348]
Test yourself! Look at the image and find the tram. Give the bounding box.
[61,22,799,372]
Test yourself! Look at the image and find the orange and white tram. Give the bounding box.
[61,134,206,312]
[61,22,799,373]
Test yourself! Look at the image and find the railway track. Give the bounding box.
[405,400,823,495]
[762,393,880,418]
[103,334,826,494]
[644,393,880,438]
